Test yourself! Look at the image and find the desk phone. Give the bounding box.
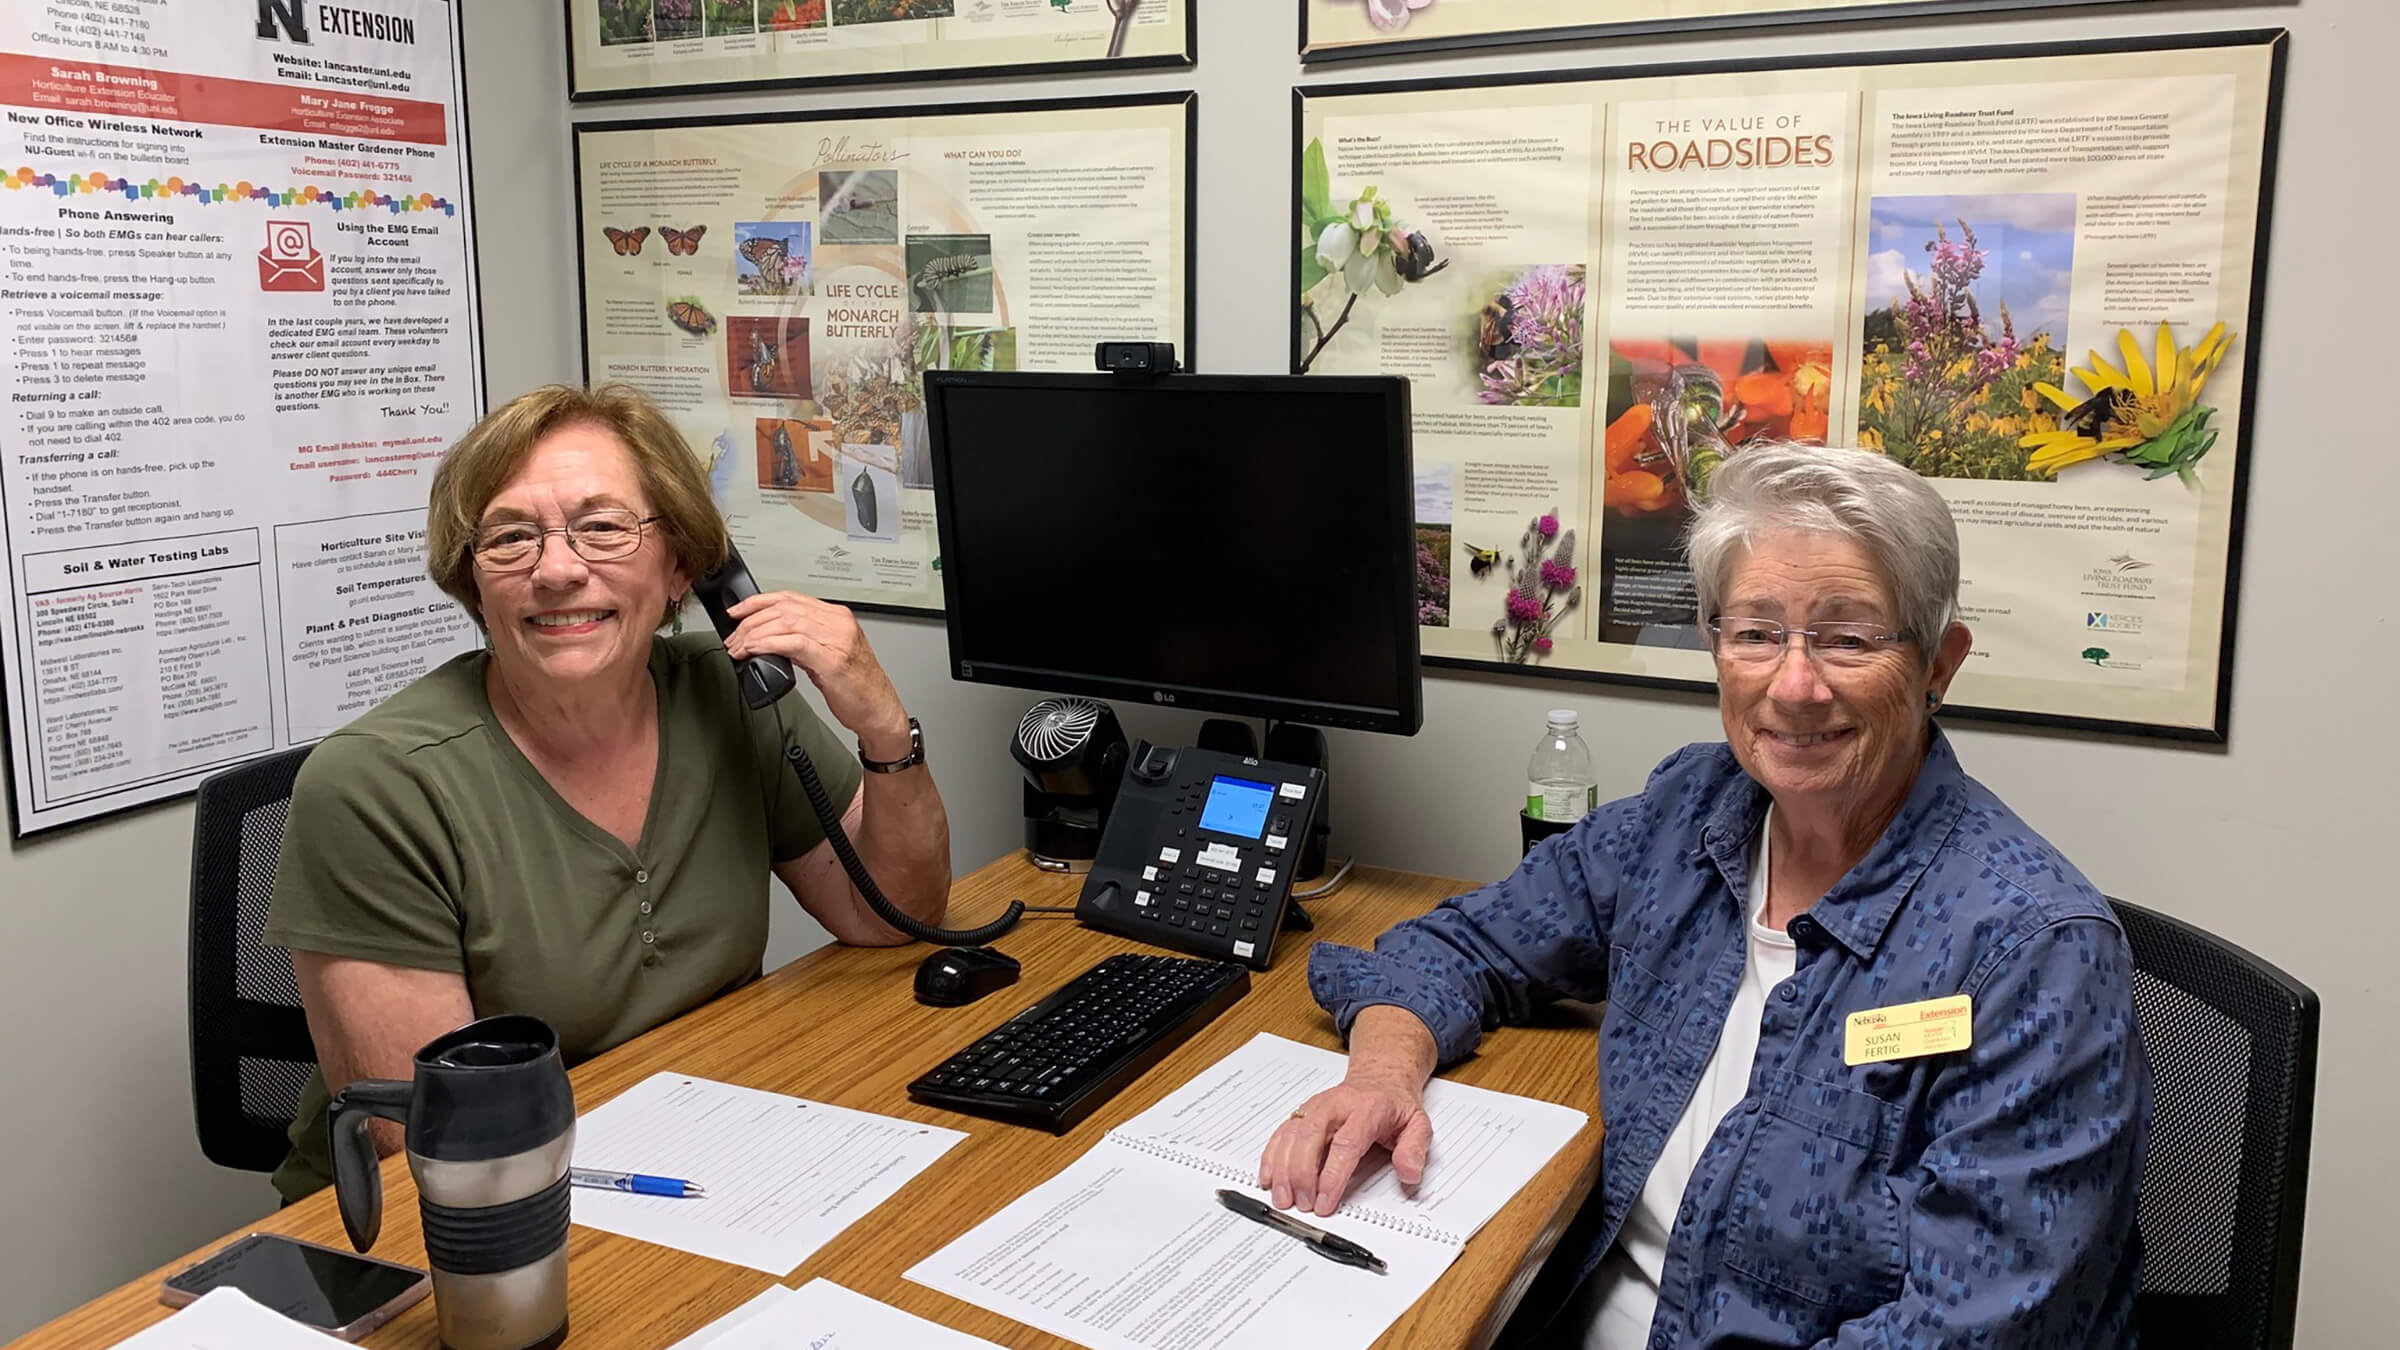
[1075,740,1326,968]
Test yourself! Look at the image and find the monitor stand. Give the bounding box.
[1196,718,1331,928]
[1195,717,1257,758]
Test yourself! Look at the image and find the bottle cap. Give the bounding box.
[1546,708,1577,729]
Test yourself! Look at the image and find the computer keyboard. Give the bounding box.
[907,953,1250,1131]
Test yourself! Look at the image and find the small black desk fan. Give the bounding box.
[1012,698,1128,872]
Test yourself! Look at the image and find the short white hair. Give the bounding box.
[1685,442,1960,661]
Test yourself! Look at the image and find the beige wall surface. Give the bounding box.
[4,0,2388,1343]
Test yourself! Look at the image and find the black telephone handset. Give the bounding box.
[692,546,1022,946]
[692,553,796,710]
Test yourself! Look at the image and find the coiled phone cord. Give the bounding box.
[774,700,1027,946]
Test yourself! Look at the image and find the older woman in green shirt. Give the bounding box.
[262,384,952,1201]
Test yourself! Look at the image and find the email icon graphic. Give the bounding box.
[258,220,325,292]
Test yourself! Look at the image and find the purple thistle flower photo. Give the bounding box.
[1492,506,1580,663]
[1476,265,1585,408]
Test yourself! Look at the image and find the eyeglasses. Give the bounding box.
[470,509,663,574]
[1707,616,1915,668]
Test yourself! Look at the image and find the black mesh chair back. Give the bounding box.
[189,744,319,1172]
[2112,897,2318,1350]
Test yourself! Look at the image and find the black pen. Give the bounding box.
[1216,1189,1388,1274]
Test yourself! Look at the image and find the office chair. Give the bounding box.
[2112,897,2318,1350]
[189,744,319,1172]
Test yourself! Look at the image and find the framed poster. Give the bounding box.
[570,0,1192,101]
[1303,0,2160,63]
[0,0,484,835]
[576,91,1194,618]
[1293,31,2285,741]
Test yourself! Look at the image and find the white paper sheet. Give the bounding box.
[571,1073,966,1275]
[1110,1033,1590,1243]
[111,1287,345,1348]
[663,1284,792,1350]
[700,1279,1005,1349]
[908,1147,1456,1350]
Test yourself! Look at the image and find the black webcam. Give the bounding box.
[1094,341,1178,374]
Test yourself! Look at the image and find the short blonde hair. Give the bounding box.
[426,384,729,627]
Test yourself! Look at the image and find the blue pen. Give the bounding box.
[570,1167,707,1198]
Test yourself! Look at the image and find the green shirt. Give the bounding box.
[262,632,862,1201]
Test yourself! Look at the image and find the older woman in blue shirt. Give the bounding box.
[1260,443,2150,1349]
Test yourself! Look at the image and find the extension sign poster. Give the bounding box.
[1294,33,2281,739]
[574,92,1193,617]
[568,0,1191,100]
[1302,0,2159,62]
[0,0,482,834]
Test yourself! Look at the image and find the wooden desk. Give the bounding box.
[11,856,1601,1350]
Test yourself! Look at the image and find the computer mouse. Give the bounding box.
[914,946,1020,1007]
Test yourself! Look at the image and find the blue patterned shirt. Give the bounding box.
[1309,731,2149,1348]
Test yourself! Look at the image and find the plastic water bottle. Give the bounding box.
[1526,709,1597,822]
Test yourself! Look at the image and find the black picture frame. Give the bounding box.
[1300,0,2163,65]
[568,0,1196,103]
[573,89,1201,623]
[1290,29,2289,745]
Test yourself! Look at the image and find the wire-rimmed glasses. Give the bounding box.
[1706,616,1915,668]
[470,509,663,574]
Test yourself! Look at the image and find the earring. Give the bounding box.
[1926,689,1942,712]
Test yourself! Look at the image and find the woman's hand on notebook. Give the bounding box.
[1258,1006,1439,1217]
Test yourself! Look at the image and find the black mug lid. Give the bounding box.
[407,1015,575,1163]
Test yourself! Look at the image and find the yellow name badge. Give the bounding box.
[1844,994,1973,1066]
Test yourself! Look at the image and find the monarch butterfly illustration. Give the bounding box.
[737,236,790,294]
[659,224,706,256]
[602,225,649,256]
[747,330,782,393]
[666,299,716,336]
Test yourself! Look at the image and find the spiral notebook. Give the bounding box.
[907,1033,1587,1350]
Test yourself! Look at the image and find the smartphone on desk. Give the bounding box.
[160,1232,429,1341]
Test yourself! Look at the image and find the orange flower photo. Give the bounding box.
[1600,337,1831,517]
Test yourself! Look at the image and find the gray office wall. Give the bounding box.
[3,0,2386,1342]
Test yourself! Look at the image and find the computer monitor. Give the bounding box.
[922,370,1422,736]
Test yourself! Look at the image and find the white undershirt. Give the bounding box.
[1578,807,1799,1350]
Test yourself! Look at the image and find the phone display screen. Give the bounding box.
[1198,775,1274,839]
[164,1233,426,1330]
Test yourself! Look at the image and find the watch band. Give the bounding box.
[858,717,925,774]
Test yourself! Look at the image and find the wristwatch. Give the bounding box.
[858,717,926,774]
